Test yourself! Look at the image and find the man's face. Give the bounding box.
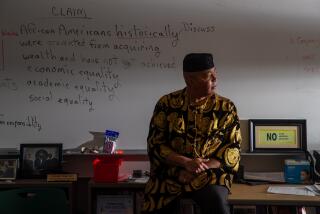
[184,67,217,97]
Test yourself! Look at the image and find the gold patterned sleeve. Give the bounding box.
[147,96,175,164]
[215,101,242,174]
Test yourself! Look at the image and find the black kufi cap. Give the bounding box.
[183,53,215,72]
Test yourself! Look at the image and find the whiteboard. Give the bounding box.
[1,0,320,150]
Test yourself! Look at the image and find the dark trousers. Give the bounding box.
[148,185,230,214]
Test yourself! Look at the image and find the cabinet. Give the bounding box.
[88,179,145,214]
[0,179,75,214]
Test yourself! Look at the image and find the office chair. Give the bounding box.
[0,187,69,214]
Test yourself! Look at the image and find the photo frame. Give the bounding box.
[249,119,307,153]
[0,158,18,180]
[20,143,63,178]
[96,194,134,214]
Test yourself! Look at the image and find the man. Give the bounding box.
[34,149,48,170]
[45,153,59,171]
[142,53,242,214]
[23,153,34,171]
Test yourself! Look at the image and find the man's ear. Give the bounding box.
[183,72,190,85]
[183,72,191,86]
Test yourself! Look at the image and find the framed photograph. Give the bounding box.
[20,143,63,178]
[96,194,134,214]
[249,119,307,153]
[0,158,18,180]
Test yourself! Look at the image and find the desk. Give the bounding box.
[0,179,75,214]
[229,184,320,207]
[88,181,320,214]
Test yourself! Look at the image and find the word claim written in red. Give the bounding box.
[1,31,19,37]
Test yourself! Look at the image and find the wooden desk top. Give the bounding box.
[229,184,320,206]
[89,179,146,189]
[0,179,73,188]
[88,180,320,206]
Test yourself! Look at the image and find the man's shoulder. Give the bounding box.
[158,89,184,100]
[215,94,237,109]
[155,89,184,108]
[215,94,232,103]
[168,89,185,97]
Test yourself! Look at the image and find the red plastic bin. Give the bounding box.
[93,156,122,182]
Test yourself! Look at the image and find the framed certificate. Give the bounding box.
[249,119,307,153]
[96,194,134,214]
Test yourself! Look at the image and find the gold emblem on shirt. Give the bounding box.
[168,113,185,133]
[224,148,240,167]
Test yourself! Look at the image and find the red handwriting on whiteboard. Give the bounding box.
[1,31,19,37]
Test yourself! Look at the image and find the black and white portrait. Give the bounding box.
[20,144,62,178]
[0,159,17,180]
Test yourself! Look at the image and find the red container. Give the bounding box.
[93,156,122,182]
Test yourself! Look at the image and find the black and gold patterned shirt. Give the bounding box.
[142,88,242,212]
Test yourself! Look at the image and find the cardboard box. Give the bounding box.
[284,159,311,184]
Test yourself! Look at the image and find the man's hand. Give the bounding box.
[184,158,221,173]
[166,152,221,174]
[204,158,221,169]
[184,158,209,174]
[178,158,221,184]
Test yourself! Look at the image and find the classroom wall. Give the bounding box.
[1,0,320,150]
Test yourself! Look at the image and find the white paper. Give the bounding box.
[305,184,320,196]
[267,186,316,196]
[244,171,285,182]
[133,177,149,183]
